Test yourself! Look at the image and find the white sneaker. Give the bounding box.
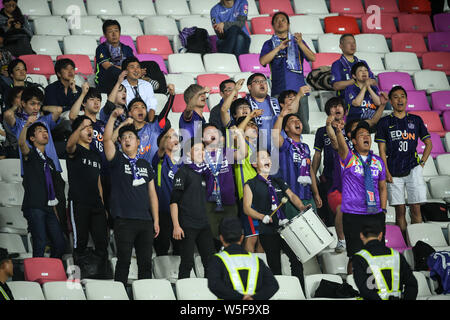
[335,240,346,253]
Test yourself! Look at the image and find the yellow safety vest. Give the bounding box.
[0,285,11,300]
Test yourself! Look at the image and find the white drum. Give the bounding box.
[278,207,334,263]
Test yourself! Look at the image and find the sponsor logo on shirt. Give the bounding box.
[82,158,101,169]
[389,130,415,142]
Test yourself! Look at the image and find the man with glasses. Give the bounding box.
[209,79,236,133]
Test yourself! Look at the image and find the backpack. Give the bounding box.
[427,251,450,294]
[314,279,359,298]
[185,28,211,55]
[421,202,450,222]
[412,240,436,271]
[306,66,334,91]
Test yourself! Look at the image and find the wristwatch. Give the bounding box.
[419,159,425,166]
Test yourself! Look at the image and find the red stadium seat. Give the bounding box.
[18,55,54,78]
[422,52,450,75]
[251,16,273,35]
[399,0,431,15]
[391,33,428,58]
[24,258,68,285]
[398,14,434,37]
[361,13,397,38]
[329,0,365,18]
[196,74,230,94]
[324,16,360,35]
[364,0,400,16]
[172,94,209,113]
[136,35,173,60]
[311,53,341,69]
[259,0,294,15]
[238,53,271,76]
[56,54,93,75]
[409,111,446,137]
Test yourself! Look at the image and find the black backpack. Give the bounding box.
[412,240,436,271]
[306,66,334,91]
[421,202,450,222]
[186,28,211,55]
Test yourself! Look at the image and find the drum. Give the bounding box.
[278,207,334,263]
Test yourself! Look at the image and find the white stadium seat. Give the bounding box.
[26,74,49,88]
[420,155,439,182]
[445,132,450,152]
[86,0,122,17]
[355,34,390,54]
[42,281,86,300]
[143,16,179,39]
[413,272,434,300]
[165,74,196,94]
[203,53,241,75]
[110,257,139,284]
[355,52,386,75]
[281,253,322,276]
[289,15,324,40]
[132,279,176,300]
[7,281,45,300]
[0,159,22,183]
[33,17,70,41]
[30,36,63,60]
[175,278,217,300]
[69,16,103,37]
[153,255,195,283]
[179,17,215,36]
[63,36,98,60]
[121,0,156,20]
[303,35,316,53]
[271,275,306,300]
[317,33,342,53]
[19,0,51,19]
[168,53,206,74]
[345,274,359,292]
[435,154,450,176]
[293,0,337,19]
[112,16,144,40]
[189,0,218,16]
[384,52,422,75]
[406,223,450,250]
[84,281,129,300]
[0,233,30,258]
[249,34,271,54]
[319,252,349,275]
[51,0,88,17]
[246,0,261,18]
[0,182,24,207]
[304,274,343,299]
[154,0,192,19]
[0,206,28,235]
[428,176,450,202]
[413,70,450,94]
[309,112,328,134]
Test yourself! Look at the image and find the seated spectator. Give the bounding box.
[208,79,236,133]
[260,12,315,99]
[179,84,209,143]
[278,86,311,134]
[210,0,250,57]
[0,28,12,77]
[0,59,32,111]
[345,62,381,122]
[0,0,34,56]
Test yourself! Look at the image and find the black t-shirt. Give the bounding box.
[67,144,103,208]
[108,148,155,220]
[170,164,209,229]
[245,175,290,235]
[0,281,14,300]
[22,148,57,211]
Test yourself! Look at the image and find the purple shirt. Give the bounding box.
[344,83,380,121]
[340,150,386,215]
[137,121,164,164]
[179,110,206,142]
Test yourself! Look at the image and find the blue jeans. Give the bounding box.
[23,208,66,258]
[216,25,250,57]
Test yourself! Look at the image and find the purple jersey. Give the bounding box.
[344,83,379,121]
[210,0,250,37]
[179,110,206,142]
[329,136,352,194]
[340,150,386,215]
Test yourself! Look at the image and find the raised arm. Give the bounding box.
[325,115,339,151]
[66,118,92,155]
[41,105,63,123]
[366,82,381,107]
[18,115,37,157]
[365,92,387,128]
[260,39,289,67]
[69,82,90,122]
[336,121,349,161]
[272,106,290,149]
[108,70,128,103]
[221,79,244,127]
[104,108,123,161]
[289,85,311,114]
[294,33,316,62]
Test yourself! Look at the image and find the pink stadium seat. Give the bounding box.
[398,14,434,37]
[24,258,68,285]
[136,35,173,60]
[391,33,428,58]
[100,35,137,56]
[172,94,209,113]
[431,91,450,114]
[399,0,431,15]
[56,54,93,75]
[428,32,450,52]
[324,16,360,35]
[18,55,54,78]
[303,59,312,77]
[312,53,341,69]
[364,0,400,16]
[409,111,446,137]
[378,72,415,92]
[361,13,397,38]
[258,0,294,16]
[238,54,271,76]
[405,90,430,111]
[251,16,273,35]
[443,111,450,131]
[329,0,365,18]
[422,52,450,75]
[134,53,168,74]
[197,74,230,94]
[385,225,411,253]
[433,13,450,32]
[416,132,447,158]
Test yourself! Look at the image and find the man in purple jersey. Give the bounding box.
[179,84,210,143]
[336,120,387,274]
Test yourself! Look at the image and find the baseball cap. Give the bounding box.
[218,217,243,243]
[0,248,19,263]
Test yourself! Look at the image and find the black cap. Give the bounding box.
[0,248,19,263]
[351,120,370,140]
[218,217,243,243]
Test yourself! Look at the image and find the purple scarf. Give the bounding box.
[256,174,287,220]
[123,153,146,186]
[287,137,312,185]
[107,43,125,66]
[204,148,224,211]
[35,148,58,206]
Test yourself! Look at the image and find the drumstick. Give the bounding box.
[269,197,288,218]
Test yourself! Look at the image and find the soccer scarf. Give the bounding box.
[286,137,311,185]
[355,150,378,214]
[246,94,280,127]
[123,153,146,187]
[204,148,224,211]
[256,174,287,220]
[107,43,125,66]
[35,147,58,206]
[271,33,303,73]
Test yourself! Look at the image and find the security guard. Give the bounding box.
[0,248,17,300]
[207,217,279,300]
[352,223,418,300]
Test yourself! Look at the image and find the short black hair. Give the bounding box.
[127,97,147,113]
[271,11,290,26]
[157,127,171,148]
[202,122,220,133]
[102,19,121,35]
[324,96,344,115]
[278,90,297,105]
[351,61,368,76]
[82,87,102,105]
[351,120,370,140]
[247,73,266,86]
[282,113,301,131]
[230,98,250,118]
[8,58,26,76]
[183,137,205,153]
[361,223,384,238]
[26,122,47,145]
[235,115,257,127]
[388,85,408,100]
[71,115,92,132]
[21,86,44,103]
[344,118,360,138]
[55,58,75,75]
[118,124,139,140]
[121,56,140,71]
[219,217,243,244]
[339,33,355,44]
[219,79,236,93]
[6,85,24,108]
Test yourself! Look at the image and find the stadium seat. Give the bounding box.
[25,74,48,88]
[0,181,24,206]
[292,0,336,18]
[309,112,329,134]
[407,223,450,249]
[249,34,271,54]
[251,16,273,35]
[0,158,22,183]
[345,274,359,293]
[378,72,415,92]
[428,176,450,202]
[329,0,365,18]
[384,52,421,75]
[411,111,446,137]
[433,13,450,32]
[30,36,63,60]
[238,54,271,76]
[403,90,431,111]
[110,257,139,284]
[56,55,93,75]
[7,281,45,300]
[121,0,156,20]
[413,272,434,299]
[135,54,168,74]
[302,36,317,54]
[399,0,432,15]
[324,16,360,35]
[0,233,29,258]
[100,35,137,56]
[391,33,428,58]
[172,93,209,113]
[110,16,143,40]
[436,153,450,175]
[362,13,398,39]
[136,35,173,59]
[246,0,260,18]
[398,14,434,37]
[353,52,385,75]
[70,16,104,38]
[445,132,450,152]
[304,274,343,299]
[24,258,68,285]
[43,281,86,300]
[143,16,179,39]
[179,16,215,36]
[443,111,450,131]
[165,74,196,94]
[33,17,70,41]
[364,0,400,16]
[19,0,51,19]
[311,53,341,69]
[51,0,87,17]
[154,0,191,18]
[132,279,176,300]
[427,32,450,52]
[86,0,122,17]
[259,0,294,15]
[203,53,241,74]
[317,34,342,53]
[271,275,306,300]
[153,255,195,283]
[85,281,129,300]
[319,251,349,275]
[168,53,205,74]
[289,15,324,40]
[417,132,447,158]
[385,225,411,253]
[354,34,390,54]
[175,278,217,300]
[197,74,230,94]
[189,0,217,16]
[422,52,450,75]
[413,70,450,94]
[0,206,28,235]
[420,154,439,181]
[63,36,98,60]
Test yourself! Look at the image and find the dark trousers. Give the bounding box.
[23,207,66,258]
[53,172,68,235]
[259,233,305,291]
[153,210,181,256]
[217,25,250,57]
[317,176,335,227]
[113,218,154,286]
[69,201,108,258]
[178,226,215,279]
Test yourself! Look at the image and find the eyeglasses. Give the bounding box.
[252,79,267,85]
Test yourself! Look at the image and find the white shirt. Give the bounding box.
[121,79,158,112]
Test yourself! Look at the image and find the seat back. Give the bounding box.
[86,0,122,16]
[63,36,98,59]
[431,91,450,113]
[293,0,330,15]
[289,15,324,39]
[18,55,54,77]
[416,132,446,156]
[403,90,430,111]
[0,233,27,255]
[0,182,24,206]
[0,158,22,183]
[132,279,176,300]
[153,255,196,283]
[238,54,271,76]
[135,53,168,74]
[413,70,450,93]
[436,154,450,175]
[85,281,129,300]
[311,53,341,69]
[428,176,450,200]
[428,32,450,52]
[136,35,173,59]
[442,111,450,131]
[34,17,70,38]
[385,225,410,252]
[422,52,450,75]
[384,52,421,73]
[407,223,448,247]
[143,16,179,37]
[51,0,88,17]
[43,281,86,300]
[175,278,217,300]
[317,33,341,53]
[189,0,218,15]
[197,74,230,94]
[71,16,103,37]
[354,34,390,54]
[398,14,434,35]
[324,16,360,34]
[304,274,343,299]
[399,0,431,15]
[203,53,241,74]
[20,0,51,17]
[433,13,450,32]
[413,271,433,297]
[24,258,68,285]
[7,281,45,300]
[361,13,397,38]
[330,0,365,17]
[168,53,206,73]
[121,0,156,17]
[271,275,306,300]
[251,16,273,35]
[56,54,93,75]
[154,0,191,16]
[259,0,294,15]
[364,0,399,14]
[391,33,428,57]
[378,72,415,92]
[249,34,271,54]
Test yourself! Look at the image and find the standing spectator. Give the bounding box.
[208,79,236,133]
[99,70,128,129]
[220,79,251,129]
[278,87,311,134]
[179,84,209,143]
[210,0,250,57]
[1,86,23,158]
[375,86,432,239]
[0,248,17,300]
[103,108,160,286]
[260,12,316,100]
